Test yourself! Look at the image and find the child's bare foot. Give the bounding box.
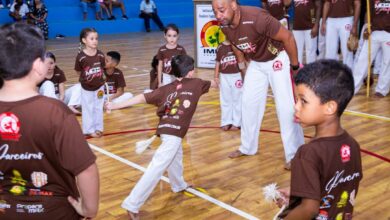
[221,124,231,131]
[230,125,240,131]
[94,130,103,138]
[68,106,81,115]
[127,211,140,220]
[228,150,246,158]
[284,161,291,170]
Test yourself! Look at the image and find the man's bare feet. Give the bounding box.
[230,125,240,131]
[127,211,140,220]
[228,150,246,158]
[221,124,231,131]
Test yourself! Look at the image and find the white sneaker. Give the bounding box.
[0,4,4,9]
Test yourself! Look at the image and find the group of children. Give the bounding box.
[0,21,363,220]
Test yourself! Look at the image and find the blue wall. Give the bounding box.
[0,0,260,39]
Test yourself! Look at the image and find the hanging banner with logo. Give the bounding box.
[195,4,225,68]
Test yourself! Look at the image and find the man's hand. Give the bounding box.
[311,24,319,38]
[320,21,326,36]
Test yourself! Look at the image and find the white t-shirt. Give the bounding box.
[140,0,156,13]
[9,3,30,17]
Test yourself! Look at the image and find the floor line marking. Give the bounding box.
[88,143,260,220]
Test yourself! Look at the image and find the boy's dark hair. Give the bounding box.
[107,51,121,64]
[171,55,194,78]
[0,23,45,84]
[294,59,354,116]
[151,55,158,70]
[45,51,56,62]
[164,24,179,34]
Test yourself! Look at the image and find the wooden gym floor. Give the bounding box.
[46,29,390,220]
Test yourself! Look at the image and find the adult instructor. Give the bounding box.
[212,0,304,169]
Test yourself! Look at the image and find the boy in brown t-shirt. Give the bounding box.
[0,23,99,219]
[276,60,362,219]
[106,54,217,219]
[104,51,133,103]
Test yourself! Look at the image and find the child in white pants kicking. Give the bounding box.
[106,54,217,219]
[215,40,242,131]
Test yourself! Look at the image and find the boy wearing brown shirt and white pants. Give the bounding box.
[276,60,362,219]
[0,23,99,219]
[106,55,217,219]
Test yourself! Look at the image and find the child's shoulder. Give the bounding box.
[113,68,123,75]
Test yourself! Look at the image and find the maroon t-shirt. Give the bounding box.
[74,50,105,91]
[144,78,211,138]
[326,0,354,18]
[279,131,362,219]
[293,0,317,30]
[150,69,158,90]
[49,66,66,95]
[221,6,284,62]
[104,68,126,94]
[156,45,187,75]
[262,0,286,20]
[216,43,240,74]
[0,96,96,219]
[371,0,390,32]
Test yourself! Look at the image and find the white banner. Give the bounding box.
[195,4,225,68]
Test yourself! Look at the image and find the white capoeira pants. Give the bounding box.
[325,16,354,68]
[353,30,390,96]
[293,29,317,64]
[318,18,326,60]
[162,73,175,86]
[64,83,81,107]
[81,85,104,134]
[121,134,188,213]
[39,81,57,99]
[239,51,304,162]
[219,73,242,127]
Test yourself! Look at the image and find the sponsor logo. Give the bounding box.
[180,91,193,96]
[349,189,356,206]
[0,112,21,141]
[16,203,44,214]
[335,212,343,220]
[235,80,243,88]
[236,42,257,54]
[84,66,103,82]
[0,200,11,214]
[325,170,360,193]
[320,195,334,209]
[31,172,48,188]
[273,60,283,71]
[345,24,352,31]
[158,124,181,130]
[340,144,351,163]
[28,189,53,196]
[316,210,328,220]
[10,185,26,196]
[374,1,390,14]
[267,0,282,6]
[183,100,191,109]
[97,90,104,99]
[0,144,44,160]
[242,21,254,24]
[294,0,310,7]
[200,20,225,47]
[337,191,349,208]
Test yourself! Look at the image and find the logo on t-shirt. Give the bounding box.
[320,195,334,209]
[0,112,21,141]
[294,0,310,7]
[340,144,351,163]
[345,24,352,31]
[337,191,349,208]
[375,1,390,14]
[273,60,283,71]
[31,172,48,188]
[316,210,328,220]
[349,189,356,206]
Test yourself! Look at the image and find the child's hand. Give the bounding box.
[67,196,88,217]
[214,77,220,86]
[276,187,290,208]
[104,101,114,113]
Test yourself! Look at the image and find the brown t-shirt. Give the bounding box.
[221,6,284,62]
[0,96,96,220]
[216,43,240,74]
[74,50,105,91]
[49,66,66,95]
[104,68,126,94]
[371,0,390,32]
[156,45,187,75]
[279,131,362,219]
[293,0,316,30]
[144,78,211,138]
[262,0,286,20]
[326,0,354,18]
